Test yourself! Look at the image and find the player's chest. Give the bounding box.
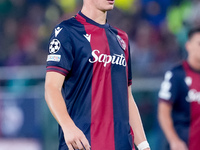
[71,28,128,68]
[184,73,200,104]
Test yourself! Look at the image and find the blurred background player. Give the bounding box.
[158,27,200,150]
[45,0,150,150]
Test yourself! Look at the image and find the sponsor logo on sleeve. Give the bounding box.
[158,71,173,100]
[47,54,61,62]
[55,27,63,37]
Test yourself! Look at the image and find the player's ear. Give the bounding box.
[185,41,190,53]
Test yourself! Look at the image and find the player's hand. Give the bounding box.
[63,123,91,150]
[169,139,188,150]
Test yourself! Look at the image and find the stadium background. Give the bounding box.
[0,0,199,149]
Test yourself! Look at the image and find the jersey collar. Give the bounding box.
[77,11,110,28]
[184,61,200,73]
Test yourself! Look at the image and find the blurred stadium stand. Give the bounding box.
[0,65,59,150]
[0,65,162,150]
[1,0,200,150]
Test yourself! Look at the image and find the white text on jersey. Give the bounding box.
[89,49,126,67]
[186,89,200,104]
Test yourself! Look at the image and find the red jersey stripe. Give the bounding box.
[183,61,200,150]
[82,21,115,150]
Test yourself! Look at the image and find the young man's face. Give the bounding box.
[186,33,200,62]
[90,0,115,11]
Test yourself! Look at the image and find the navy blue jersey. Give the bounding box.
[46,11,133,150]
[158,61,200,150]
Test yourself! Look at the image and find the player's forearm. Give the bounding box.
[45,85,75,129]
[128,87,148,147]
[158,102,180,143]
[129,96,147,144]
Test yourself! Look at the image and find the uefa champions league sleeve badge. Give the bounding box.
[49,39,61,54]
[116,35,126,51]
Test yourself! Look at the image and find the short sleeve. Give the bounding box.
[46,24,74,76]
[158,71,179,104]
[128,41,132,86]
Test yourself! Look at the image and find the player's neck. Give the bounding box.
[81,6,107,25]
[187,57,200,71]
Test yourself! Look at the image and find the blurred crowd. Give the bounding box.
[0,0,200,77]
[1,1,200,149]
[110,0,200,77]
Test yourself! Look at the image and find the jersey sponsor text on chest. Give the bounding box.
[186,89,200,104]
[89,49,126,67]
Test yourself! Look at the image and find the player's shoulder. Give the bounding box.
[168,61,186,79]
[171,61,185,73]
[110,25,128,39]
[56,16,77,31]
[50,16,78,40]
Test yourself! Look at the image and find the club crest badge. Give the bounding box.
[116,35,126,51]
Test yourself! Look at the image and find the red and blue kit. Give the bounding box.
[158,61,200,150]
[46,11,133,150]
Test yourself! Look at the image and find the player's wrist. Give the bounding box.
[168,135,182,145]
[60,118,76,131]
[137,141,150,150]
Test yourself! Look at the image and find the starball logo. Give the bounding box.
[89,50,126,67]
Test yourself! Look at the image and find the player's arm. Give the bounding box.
[45,72,90,150]
[158,101,188,150]
[128,86,150,150]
